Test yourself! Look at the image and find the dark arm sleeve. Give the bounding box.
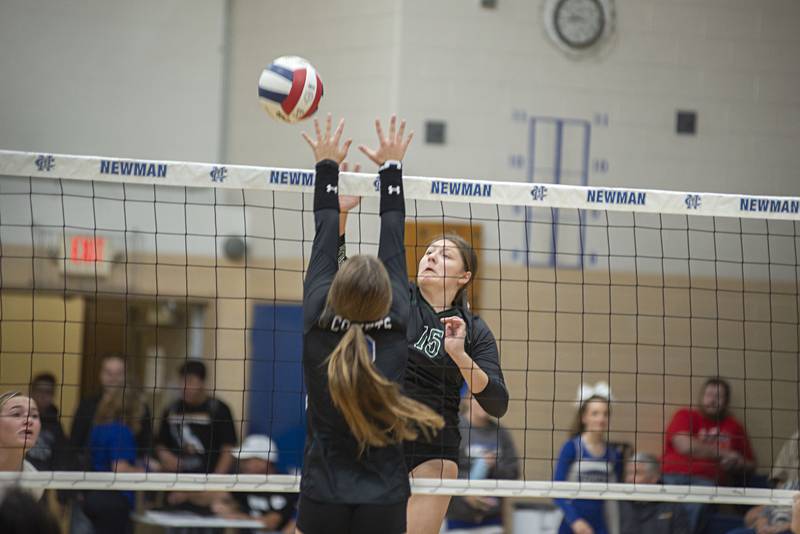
[68,396,97,469]
[377,166,409,320]
[135,402,153,457]
[215,402,238,447]
[53,420,73,471]
[156,406,173,449]
[470,319,509,418]
[68,398,92,449]
[614,448,625,481]
[303,159,341,332]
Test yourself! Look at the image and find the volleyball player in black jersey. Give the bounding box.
[404,233,509,533]
[338,183,509,534]
[297,114,443,534]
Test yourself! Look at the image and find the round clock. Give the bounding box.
[544,0,615,55]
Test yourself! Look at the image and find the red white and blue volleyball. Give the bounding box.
[258,56,323,124]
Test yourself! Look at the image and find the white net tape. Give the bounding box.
[1,149,798,220]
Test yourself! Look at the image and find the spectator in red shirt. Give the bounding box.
[661,377,755,534]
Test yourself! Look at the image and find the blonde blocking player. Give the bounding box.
[295,115,443,534]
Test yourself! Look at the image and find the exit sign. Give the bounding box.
[58,234,114,276]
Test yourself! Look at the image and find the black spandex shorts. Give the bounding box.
[404,423,460,471]
[296,494,407,534]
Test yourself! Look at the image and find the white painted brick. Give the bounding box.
[775,105,800,135]
[550,64,638,94]
[689,102,732,133]
[704,6,761,40]
[733,42,800,74]
[700,69,758,102]
[693,134,757,164]
[669,0,754,11]
[627,128,754,167]
[761,167,800,196]
[652,3,707,38]
[728,104,781,135]
[727,103,800,136]
[757,73,800,104]
[611,96,679,128]
[642,65,704,97]
[493,23,547,55]
[402,17,460,48]
[613,34,679,65]
[675,37,735,69]
[760,10,800,42]
[615,0,656,33]
[753,135,800,170]
[686,160,767,194]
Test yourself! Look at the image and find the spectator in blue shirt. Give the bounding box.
[83,388,157,534]
[553,383,624,534]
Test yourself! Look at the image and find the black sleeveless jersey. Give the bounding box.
[403,284,509,434]
[300,160,410,504]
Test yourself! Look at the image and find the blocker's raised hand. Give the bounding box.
[301,113,352,164]
[358,114,414,166]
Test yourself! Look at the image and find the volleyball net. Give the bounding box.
[0,149,798,506]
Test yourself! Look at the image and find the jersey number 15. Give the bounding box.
[413,326,443,359]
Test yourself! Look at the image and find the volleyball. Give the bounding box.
[258,56,323,124]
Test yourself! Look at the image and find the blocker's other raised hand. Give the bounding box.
[358,114,414,166]
[301,113,352,164]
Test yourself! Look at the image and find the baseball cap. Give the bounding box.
[234,434,279,464]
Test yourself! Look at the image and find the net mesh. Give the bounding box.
[0,149,798,507]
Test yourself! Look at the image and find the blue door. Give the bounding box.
[249,303,306,473]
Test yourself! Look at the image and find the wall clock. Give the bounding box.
[544,0,615,55]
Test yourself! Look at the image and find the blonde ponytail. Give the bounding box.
[327,324,444,455]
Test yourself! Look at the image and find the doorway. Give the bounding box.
[404,221,483,311]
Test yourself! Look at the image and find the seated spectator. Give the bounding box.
[662,377,755,534]
[211,434,297,533]
[727,502,794,534]
[82,387,158,534]
[26,373,70,472]
[0,392,43,502]
[620,452,689,534]
[69,354,153,533]
[0,487,60,534]
[166,434,296,533]
[446,395,519,534]
[155,360,237,475]
[70,353,153,467]
[553,382,624,534]
[724,430,800,534]
[772,430,799,486]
